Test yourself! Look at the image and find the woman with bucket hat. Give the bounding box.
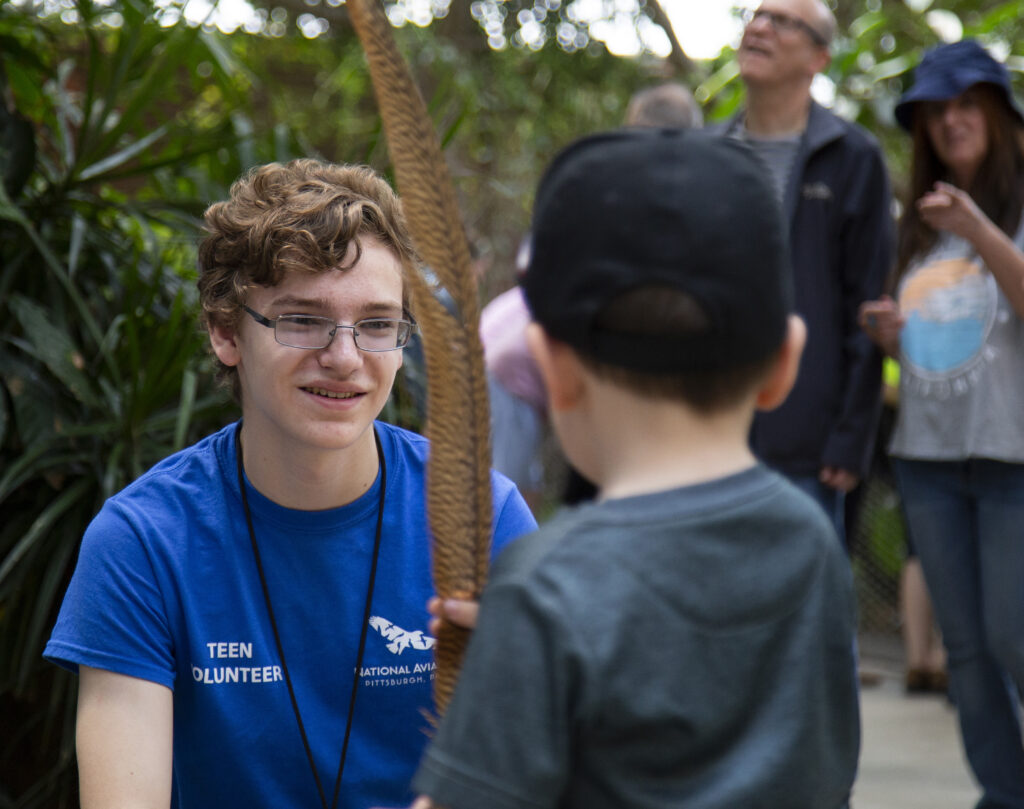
[861,39,1024,807]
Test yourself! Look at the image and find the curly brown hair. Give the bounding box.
[197,159,417,394]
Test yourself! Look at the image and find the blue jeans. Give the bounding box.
[789,475,847,547]
[893,458,1024,809]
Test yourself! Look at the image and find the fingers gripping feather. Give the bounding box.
[347,0,493,717]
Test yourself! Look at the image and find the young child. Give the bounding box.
[43,160,536,809]
[410,129,860,808]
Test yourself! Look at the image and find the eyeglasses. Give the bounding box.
[243,306,416,352]
[740,7,827,47]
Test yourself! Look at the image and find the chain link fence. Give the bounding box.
[849,400,909,662]
[850,468,906,637]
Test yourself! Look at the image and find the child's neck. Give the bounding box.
[589,392,758,501]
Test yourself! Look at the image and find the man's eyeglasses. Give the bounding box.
[243,306,416,352]
[740,7,828,47]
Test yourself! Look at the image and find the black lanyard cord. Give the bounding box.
[236,423,386,809]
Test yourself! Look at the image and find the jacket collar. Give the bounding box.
[726,99,844,154]
[722,98,847,224]
[802,100,846,153]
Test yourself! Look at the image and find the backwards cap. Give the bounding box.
[522,128,793,373]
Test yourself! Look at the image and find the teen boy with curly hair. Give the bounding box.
[45,159,535,809]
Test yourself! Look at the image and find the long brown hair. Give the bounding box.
[895,83,1024,281]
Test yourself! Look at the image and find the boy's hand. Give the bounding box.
[427,596,479,636]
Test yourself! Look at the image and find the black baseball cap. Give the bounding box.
[522,128,792,373]
[895,39,1024,131]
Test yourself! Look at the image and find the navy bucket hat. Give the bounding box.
[894,39,1024,131]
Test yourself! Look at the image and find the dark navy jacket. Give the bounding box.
[718,102,894,478]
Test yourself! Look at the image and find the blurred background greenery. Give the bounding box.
[1,0,1021,804]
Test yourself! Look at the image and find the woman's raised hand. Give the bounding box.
[917,181,987,242]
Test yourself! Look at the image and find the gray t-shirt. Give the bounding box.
[735,125,802,205]
[414,465,859,809]
[889,222,1024,462]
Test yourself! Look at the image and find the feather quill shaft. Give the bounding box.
[347,0,493,717]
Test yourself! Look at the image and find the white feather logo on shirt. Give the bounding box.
[368,616,437,654]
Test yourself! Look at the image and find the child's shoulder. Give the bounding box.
[487,466,844,624]
[491,505,584,576]
[597,464,826,536]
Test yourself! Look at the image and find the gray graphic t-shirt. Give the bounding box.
[889,222,1024,462]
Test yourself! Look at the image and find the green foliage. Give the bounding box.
[388,28,656,293]
[0,3,264,804]
[203,15,659,296]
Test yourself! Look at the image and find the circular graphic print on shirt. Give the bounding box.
[898,257,997,381]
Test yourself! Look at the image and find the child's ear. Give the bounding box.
[525,322,586,412]
[208,319,242,368]
[756,315,806,411]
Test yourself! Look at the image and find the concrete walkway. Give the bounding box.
[854,634,980,809]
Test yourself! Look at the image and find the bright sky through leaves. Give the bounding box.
[144,0,745,58]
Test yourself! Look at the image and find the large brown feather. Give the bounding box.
[347,0,493,718]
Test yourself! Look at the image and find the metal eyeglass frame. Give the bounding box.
[741,7,827,47]
[242,305,416,352]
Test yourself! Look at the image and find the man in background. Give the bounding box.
[717,0,893,543]
[624,82,703,128]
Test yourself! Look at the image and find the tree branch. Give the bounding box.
[644,0,695,78]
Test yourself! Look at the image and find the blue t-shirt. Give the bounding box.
[45,421,536,809]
